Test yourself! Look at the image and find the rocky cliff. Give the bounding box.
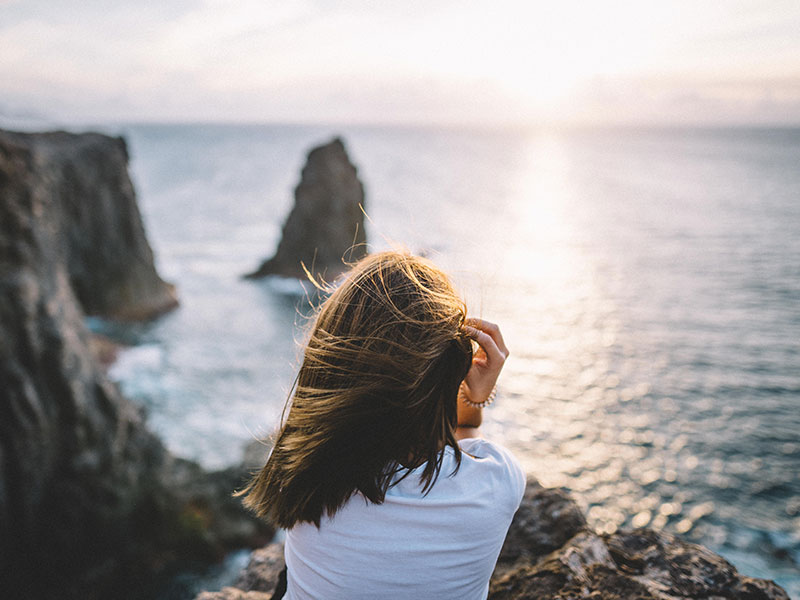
[0,129,178,320]
[245,137,367,281]
[195,480,789,600]
[0,130,270,599]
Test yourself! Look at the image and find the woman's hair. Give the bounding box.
[240,250,473,528]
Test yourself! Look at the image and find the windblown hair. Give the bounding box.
[240,251,473,528]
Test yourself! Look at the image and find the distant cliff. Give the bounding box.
[195,480,789,600]
[0,129,269,599]
[245,137,367,281]
[0,129,178,319]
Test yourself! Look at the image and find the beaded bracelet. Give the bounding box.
[459,385,497,408]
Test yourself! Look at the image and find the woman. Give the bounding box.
[242,251,525,599]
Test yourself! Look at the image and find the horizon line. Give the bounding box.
[3,115,800,135]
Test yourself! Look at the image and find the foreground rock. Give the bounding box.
[245,137,367,281]
[196,480,789,600]
[490,527,788,600]
[493,479,588,579]
[0,130,270,599]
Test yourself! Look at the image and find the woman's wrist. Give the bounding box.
[459,385,497,409]
[456,394,484,429]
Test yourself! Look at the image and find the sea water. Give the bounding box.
[91,123,800,596]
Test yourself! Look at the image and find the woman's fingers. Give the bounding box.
[463,320,507,402]
[465,318,509,358]
[461,320,508,407]
[464,325,504,367]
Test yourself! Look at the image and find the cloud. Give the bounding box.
[1,0,799,125]
[565,75,800,126]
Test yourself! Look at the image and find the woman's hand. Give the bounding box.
[462,318,509,404]
[457,319,509,434]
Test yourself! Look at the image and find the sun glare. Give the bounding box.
[471,0,672,113]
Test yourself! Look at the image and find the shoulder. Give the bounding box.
[457,438,526,510]
[457,437,522,471]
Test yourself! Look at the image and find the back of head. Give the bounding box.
[241,251,473,528]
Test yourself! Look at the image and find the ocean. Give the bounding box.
[91,123,800,597]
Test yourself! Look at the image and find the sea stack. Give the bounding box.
[0,129,268,598]
[245,137,367,281]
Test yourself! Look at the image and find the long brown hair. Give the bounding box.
[239,251,473,528]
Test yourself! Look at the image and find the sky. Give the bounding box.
[1,0,799,127]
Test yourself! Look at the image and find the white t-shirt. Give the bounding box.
[284,437,526,600]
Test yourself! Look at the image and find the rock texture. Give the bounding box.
[0,130,270,599]
[196,480,789,600]
[490,527,789,600]
[245,137,367,281]
[196,544,285,600]
[0,129,178,320]
[230,543,286,594]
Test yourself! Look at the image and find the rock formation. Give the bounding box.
[245,137,367,281]
[194,480,789,600]
[0,129,178,320]
[0,130,270,599]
